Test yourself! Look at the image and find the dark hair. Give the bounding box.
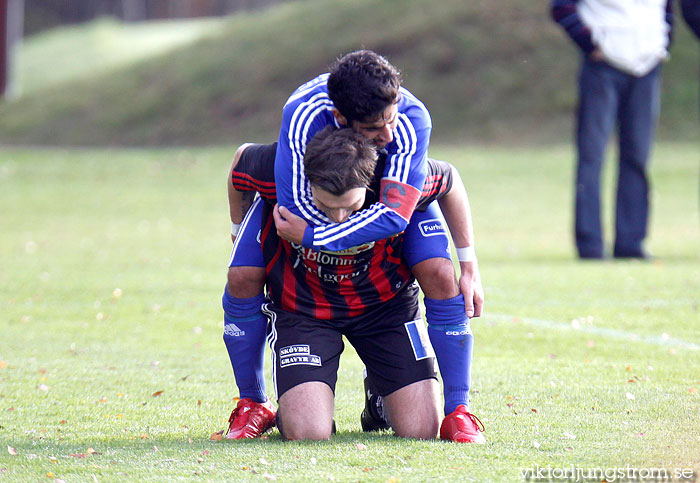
[304,126,378,196]
[327,50,402,124]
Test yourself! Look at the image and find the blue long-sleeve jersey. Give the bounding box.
[274,73,432,252]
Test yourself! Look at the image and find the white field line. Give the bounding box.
[484,313,700,351]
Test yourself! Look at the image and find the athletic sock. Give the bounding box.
[222,289,268,403]
[425,294,473,416]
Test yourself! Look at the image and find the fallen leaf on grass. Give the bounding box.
[0,361,6,369]
[210,430,224,441]
[87,448,100,455]
[259,457,270,465]
[355,443,368,450]
[7,446,18,456]
[263,472,277,480]
[200,450,210,456]
[625,392,635,400]
[689,388,698,394]
[69,453,88,458]
[152,391,163,397]
[37,384,49,391]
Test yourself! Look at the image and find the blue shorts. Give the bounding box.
[229,198,450,270]
[228,196,265,268]
[402,200,451,268]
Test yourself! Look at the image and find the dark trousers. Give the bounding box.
[575,58,661,258]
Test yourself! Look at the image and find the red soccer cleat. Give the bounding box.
[440,405,486,444]
[225,397,276,440]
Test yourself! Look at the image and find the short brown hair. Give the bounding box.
[327,50,402,124]
[304,126,378,196]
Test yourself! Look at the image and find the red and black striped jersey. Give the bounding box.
[259,201,413,320]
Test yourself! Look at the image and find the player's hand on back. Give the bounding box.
[273,204,308,245]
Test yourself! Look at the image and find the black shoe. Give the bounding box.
[577,247,604,260]
[613,247,651,260]
[360,375,390,432]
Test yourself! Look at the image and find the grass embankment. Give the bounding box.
[1,0,698,146]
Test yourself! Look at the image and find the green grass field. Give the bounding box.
[1,144,699,482]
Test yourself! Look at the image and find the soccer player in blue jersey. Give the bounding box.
[225,132,486,442]
[223,50,484,442]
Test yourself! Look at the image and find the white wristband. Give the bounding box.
[231,222,241,236]
[456,246,476,262]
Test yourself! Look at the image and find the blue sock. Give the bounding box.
[425,294,473,416]
[222,289,268,403]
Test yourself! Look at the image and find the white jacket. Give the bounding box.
[579,0,669,76]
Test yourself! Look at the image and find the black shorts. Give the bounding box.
[232,142,278,202]
[263,283,437,399]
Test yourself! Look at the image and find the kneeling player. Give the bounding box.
[225,127,485,441]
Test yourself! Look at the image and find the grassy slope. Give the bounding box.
[17,17,228,95]
[0,0,698,146]
[0,144,698,481]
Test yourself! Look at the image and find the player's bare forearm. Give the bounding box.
[438,164,483,317]
[438,164,474,249]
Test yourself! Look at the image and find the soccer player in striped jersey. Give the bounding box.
[225,127,485,442]
[223,50,484,442]
[231,127,469,439]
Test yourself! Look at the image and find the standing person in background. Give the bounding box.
[682,0,700,40]
[681,0,700,216]
[551,0,673,260]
